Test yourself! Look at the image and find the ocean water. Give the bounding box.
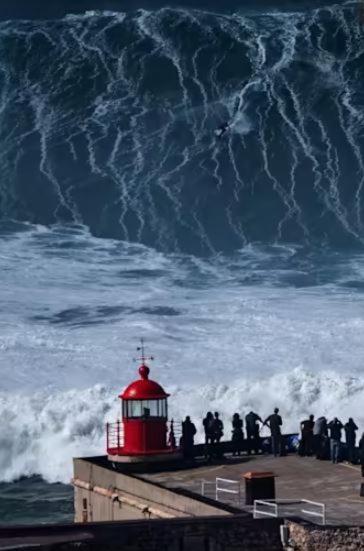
[1,0,364,524]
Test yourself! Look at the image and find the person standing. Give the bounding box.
[345,418,358,463]
[359,433,364,477]
[231,413,244,456]
[313,416,328,459]
[264,408,283,457]
[210,412,224,459]
[245,411,262,454]
[203,412,213,445]
[203,411,214,459]
[327,417,344,464]
[300,415,315,456]
[212,412,224,444]
[181,416,197,459]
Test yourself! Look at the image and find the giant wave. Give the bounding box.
[1,1,364,487]
[0,3,363,253]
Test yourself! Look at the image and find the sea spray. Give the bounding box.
[0,368,363,483]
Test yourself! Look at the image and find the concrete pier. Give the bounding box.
[72,451,363,526]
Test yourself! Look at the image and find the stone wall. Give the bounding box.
[285,520,364,550]
[0,515,283,551]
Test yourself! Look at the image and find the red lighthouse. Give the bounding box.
[107,341,180,463]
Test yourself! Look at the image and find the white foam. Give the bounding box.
[1,226,364,482]
[0,367,363,483]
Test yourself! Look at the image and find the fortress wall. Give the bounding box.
[285,520,364,550]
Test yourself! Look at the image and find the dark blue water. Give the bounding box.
[0,477,73,525]
[0,0,363,254]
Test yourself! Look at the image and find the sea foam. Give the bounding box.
[0,367,363,483]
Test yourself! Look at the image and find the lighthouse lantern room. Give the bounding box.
[106,341,180,463]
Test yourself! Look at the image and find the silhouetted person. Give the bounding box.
[264,408,283,457]
[300,415,315,456]
[328,417,344,464]
[212,412,224,444]
[203,412,213,445]
[231,413,244,456]
[181,416,196,459]
[359,433,364,477]
[313,416,328,459]
[345,418,358,463]
[245,411,262,454]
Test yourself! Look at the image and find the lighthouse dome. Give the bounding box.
[119,364,169,400]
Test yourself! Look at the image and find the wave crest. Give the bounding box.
[1,368,363,483]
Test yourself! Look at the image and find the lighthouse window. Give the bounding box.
[124,399,167,418]
[128,401,143,417]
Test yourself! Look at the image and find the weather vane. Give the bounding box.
[134,337,154,365]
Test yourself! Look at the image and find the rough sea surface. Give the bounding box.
[0,0,364,524]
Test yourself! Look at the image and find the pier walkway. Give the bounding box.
[141,453,364,525]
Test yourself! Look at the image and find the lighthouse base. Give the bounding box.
[107,450,182,464]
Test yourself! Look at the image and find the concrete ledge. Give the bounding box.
[107,450,182,463]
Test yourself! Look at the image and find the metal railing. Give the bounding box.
[106,419,182,452]
[215,477,242,505]
[301,500,326,525]
[200,477,242,507]
[253,499,326,525]
[253,499,278,519]
[200,479,326,524]
[200,480,216,499]
[106,420,125,450]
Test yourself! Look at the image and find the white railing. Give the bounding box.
[253,499,278,518]
[200,479,216,498]
[301,500,326,525]
[215,477,241,505]
[253,499,326,525]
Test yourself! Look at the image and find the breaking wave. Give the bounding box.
[0,224,364,482]
[1,1,364,486]
[0,3,364,253]
[0,368,364,483]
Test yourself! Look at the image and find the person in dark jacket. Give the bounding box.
[231,413,244,456]
[245,411,262,454]
[203,412,213,445]
[212,412,224,444]
[313,416,328,459]
[327,417,344,464]
[264,408,283,457]
[345,418,358,463]
[181,416,197,459]
[359,433,364,477]
[203,411,214,459]
[300,415,315,456]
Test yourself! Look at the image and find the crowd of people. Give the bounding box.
[180,409,364,474]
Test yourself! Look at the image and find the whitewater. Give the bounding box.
[1,223,364,484]
[0,0,363,518]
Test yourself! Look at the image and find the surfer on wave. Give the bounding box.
[214,96,241,140]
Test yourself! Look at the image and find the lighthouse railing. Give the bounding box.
[168,419,182,449]
[106,421,125,452]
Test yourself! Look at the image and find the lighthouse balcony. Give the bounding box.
[106,420,181,460]
[106,421,125,452]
